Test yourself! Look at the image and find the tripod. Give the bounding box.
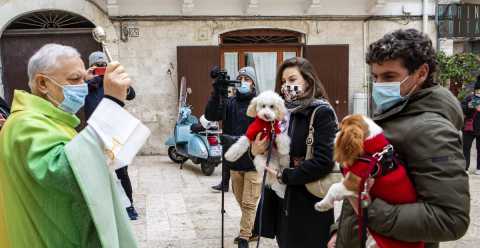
[221,163,226,248]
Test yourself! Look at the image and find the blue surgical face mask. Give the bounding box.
[237,81,251,94]
[372,76,409,113]
[46,76,88,114]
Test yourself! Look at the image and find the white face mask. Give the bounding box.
[372,76,409,113]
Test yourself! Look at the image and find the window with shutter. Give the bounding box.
[220,29,303,93]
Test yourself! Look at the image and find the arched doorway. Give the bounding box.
[177,28,305,117]
[0,10,101,104]
[220,29,303,93]
[0,10,102,128]
[177,28,348,119]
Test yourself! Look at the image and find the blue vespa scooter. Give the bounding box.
[165,77,222,176]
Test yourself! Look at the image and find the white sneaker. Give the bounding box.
[473,170,480,175]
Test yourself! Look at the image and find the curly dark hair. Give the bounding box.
[366,29,437,88]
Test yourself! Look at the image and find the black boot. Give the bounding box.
[210,182,228,192]
[237,238,249,248]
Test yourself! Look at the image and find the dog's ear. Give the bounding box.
[334,124,365,166]
[274,97,287,121]
[246,97,258,118]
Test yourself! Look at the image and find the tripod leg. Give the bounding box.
[256,133,276,248]
[221,165,225,248]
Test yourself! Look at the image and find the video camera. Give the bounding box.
[210,66,241,97]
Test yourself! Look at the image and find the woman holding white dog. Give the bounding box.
[251,57,337,248]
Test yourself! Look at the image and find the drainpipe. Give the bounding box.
[363,16,373,117]
[423,0,429,33]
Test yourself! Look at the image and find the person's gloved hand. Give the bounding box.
[212,80,228,97]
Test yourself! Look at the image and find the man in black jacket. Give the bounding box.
[85,51,138,220]
[205,66,260,248]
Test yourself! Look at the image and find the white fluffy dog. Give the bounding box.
[224,91,290,198]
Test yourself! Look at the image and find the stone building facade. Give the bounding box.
[0,0,436,155]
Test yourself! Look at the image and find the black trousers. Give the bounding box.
[463,131,480,170]
[115,166,133,205]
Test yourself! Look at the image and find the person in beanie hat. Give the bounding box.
[85,51,139,220]
[238,66,257,86]
[205,66,260,248]
[88,51,108,68]
[462,75,480,174]
[211,66,259,193]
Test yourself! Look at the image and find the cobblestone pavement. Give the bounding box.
[129,155,480,248]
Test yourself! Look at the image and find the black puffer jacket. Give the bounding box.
[254,99,338,248]
[205,92,255,171]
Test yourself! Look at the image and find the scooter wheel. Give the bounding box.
[168,147,188,163]
[200,162,216,176]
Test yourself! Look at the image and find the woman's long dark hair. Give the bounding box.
[275,57,329,100]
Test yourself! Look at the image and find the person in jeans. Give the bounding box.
[462,78,480,174]
[205,66,260,248]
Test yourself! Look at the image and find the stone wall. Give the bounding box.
[0,0,437,155]
[113,19,436,155]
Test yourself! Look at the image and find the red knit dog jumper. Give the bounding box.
[245,117,281,142]
[343,133,424,248]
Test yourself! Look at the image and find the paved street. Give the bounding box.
[129,155,480,248]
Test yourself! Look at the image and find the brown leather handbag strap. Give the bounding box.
[305,106,321,160]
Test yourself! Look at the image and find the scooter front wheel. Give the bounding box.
[168,146,188,163]
[200,162,216,176]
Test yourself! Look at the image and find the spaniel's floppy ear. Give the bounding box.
[334,124,365,166]
[246,97,259,118]
[274,97,287,121]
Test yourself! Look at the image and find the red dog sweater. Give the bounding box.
[245,117,281,141]
[343,133,424,248]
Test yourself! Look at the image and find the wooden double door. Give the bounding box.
[177,45,349,120]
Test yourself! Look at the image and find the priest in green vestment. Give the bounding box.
[0,44,150,248]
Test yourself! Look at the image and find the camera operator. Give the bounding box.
[85,51,138,220]
[205,66,260,248]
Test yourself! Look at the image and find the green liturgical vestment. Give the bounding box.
[0,90,149,248]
